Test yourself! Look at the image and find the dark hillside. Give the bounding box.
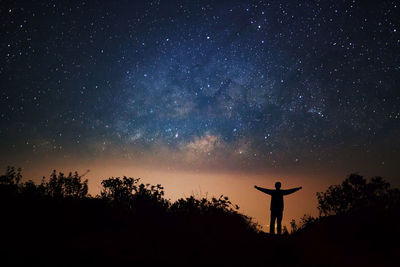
[1,168,398,266]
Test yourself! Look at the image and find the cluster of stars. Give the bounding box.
[0,0,399,173]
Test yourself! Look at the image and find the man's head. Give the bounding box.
[275,182,281,189]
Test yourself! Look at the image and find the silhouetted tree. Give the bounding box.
[44,170,88,199]
[0,166,22,198]
[100,176,140,202]
[19,179,46,198]
[316,173,399,216]
[0,166,22,185]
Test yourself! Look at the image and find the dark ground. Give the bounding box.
[1,195,398,266]
[1,170,399,266]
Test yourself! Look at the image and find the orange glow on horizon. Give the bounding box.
[14,158,347,232]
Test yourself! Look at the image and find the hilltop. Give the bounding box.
[1,167,398,266]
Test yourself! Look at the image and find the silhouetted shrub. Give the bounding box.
[170,195,259,234]
[170,195,240,216]
[100,176,170,214]
[290,214,319,233]
[290,219,297,233]
[300,214,319,229]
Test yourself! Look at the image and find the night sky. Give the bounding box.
[1,0,400,228]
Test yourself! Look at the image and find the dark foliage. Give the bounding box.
[0,167,266,266]
[291,173,400,233]
[45,170,89,199]
[0,167,399,266]
[100,176,169,213]
[0,166,22,197]
[0,166,22,185]
[316,173,400,216]
[289,173,400,266]
[0,167,89,199]
[100,176,140,202]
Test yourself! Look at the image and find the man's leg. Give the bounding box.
[276,211,283,235]
[270,212,276,234]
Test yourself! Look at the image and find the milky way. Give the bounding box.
[1,0,400,176]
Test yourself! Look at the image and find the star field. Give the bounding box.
[1,0,400,175]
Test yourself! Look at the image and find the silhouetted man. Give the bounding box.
[254,182,302,235]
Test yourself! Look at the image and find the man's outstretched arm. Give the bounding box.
[282,187,302,195]
[254,185,274,195]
